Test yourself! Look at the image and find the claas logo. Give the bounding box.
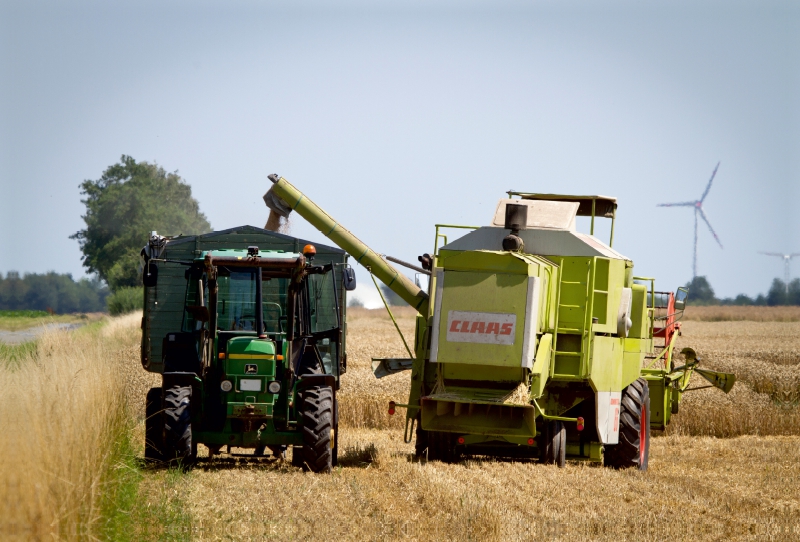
[445,311,517,346]
[449,319,513,335]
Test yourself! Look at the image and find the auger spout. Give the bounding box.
[265,174,429,315]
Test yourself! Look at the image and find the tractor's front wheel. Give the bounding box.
[163,385,194,465]
[300,385,334,473]
[539,420,566,467]
[604,378,650,470]
[144,387,164,463]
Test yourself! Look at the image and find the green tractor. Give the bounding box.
[263,175,736,470]
[140,227,353,472]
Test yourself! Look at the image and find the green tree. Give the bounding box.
[789,279,800,306]
[767,278,788,306]
[684,276,716,305]
[71,156,211,290]
[0,272,108,313]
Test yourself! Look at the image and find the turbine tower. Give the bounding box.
[657,162,723,279]
[759,252,800,294]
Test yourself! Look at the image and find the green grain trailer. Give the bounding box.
[264,178,735,469]
[140,226,353,472]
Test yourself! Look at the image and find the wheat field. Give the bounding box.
[134,307,799,541]
[4,308,799,540]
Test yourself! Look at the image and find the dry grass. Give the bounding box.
[133,430,799,541]
[337,308,416,430]
[17,305,792,540]
[683,305,800,322]
[128,306,800,541]
[666,320,800,437]
[0,311,153,540]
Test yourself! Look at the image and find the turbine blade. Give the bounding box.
[657,201,696,207]
[697,207,723,248]
[759,252,784,257]
[791,253,800,258]
[700,162,720,202]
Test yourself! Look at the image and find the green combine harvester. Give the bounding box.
[140,227,354,472]
[264,175,735,469]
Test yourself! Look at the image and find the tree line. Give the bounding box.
[0,272,108,313]
[682,276,800,306]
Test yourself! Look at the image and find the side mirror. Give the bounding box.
[343,267,357,291]
[143,262,158,288]
[675,287,689,311]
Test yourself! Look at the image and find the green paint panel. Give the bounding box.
[227,337,276,356]
[589,336,624,391]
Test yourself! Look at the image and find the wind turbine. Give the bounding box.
[657,162,723,279]
[759,252,800,294]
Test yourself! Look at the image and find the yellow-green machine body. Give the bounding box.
[265,176,734,467]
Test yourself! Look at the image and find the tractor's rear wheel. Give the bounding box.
[428,431,460,463]
[163,385,194,465]
[145,387,164,463]
[539,420,566,467]
[300,385,334,473]
[604,378,650,471]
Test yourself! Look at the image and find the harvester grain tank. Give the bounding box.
[140,226,353,472]
[264,176,735,469]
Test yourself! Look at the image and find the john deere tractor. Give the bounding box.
[263,175,735,470]
[140,226,353,472]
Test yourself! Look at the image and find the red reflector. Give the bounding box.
[577,417,585,431]
[457,437,465,444]
[527,438,535,445]
[388,401,396,415]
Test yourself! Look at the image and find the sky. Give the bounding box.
[1,0,798,308]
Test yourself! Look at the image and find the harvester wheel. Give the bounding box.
[144,387,164,463]
[604,378,650,471]
[539,420,566,467]
[300,385,334,473]
[428,431,459,463]
[163,385,194,465]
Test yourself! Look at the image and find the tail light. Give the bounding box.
[577,417,585,431]
[388,401,396,415]
[527,438,535,445]
[457,436,465,444]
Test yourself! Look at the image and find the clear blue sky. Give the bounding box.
[1,0,798,307]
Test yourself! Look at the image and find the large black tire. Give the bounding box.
[428,431,460,463]
[163,385,193,464]
[144,387,164,463]
[539,420,566,467]
[300,385,334,473]
[605,378,650,470]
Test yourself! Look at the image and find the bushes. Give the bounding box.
[107,287,143,316]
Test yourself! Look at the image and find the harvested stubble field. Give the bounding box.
[5,307,800,540]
